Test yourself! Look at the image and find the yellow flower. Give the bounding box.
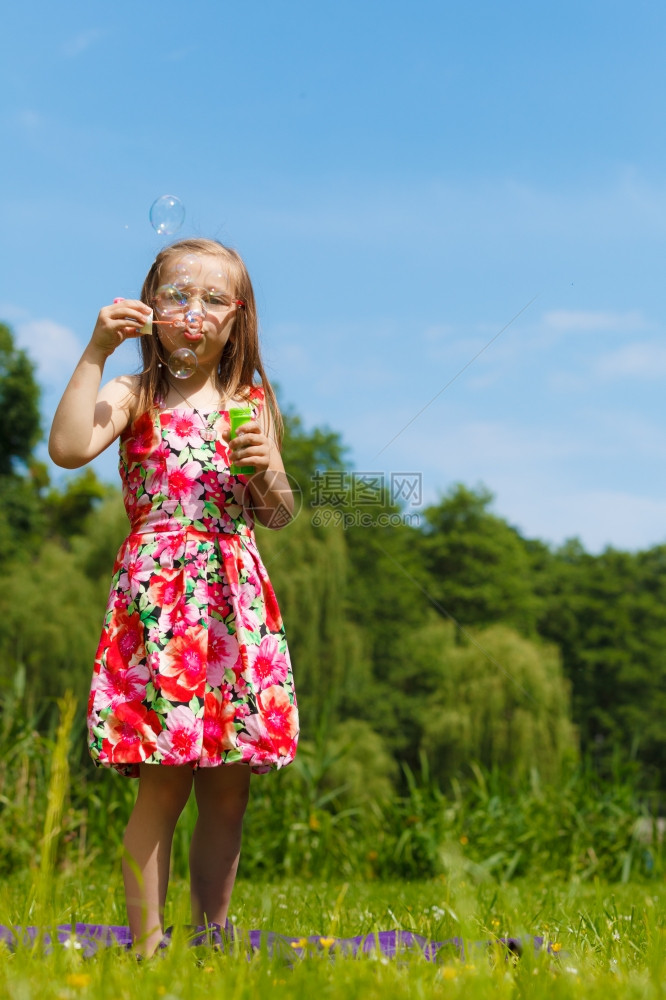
[440,966,458,980]
[308,813,320,831]
[319,937,336,948]
[459,835,469,845]
[551,942,562,953]
[65,974,91,988]
[290,937,308,949]
[367,850,378,862]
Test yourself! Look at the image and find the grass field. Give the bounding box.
[0,870,664,998]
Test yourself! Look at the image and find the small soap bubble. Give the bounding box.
[168,348,198,379]
[173,254,202,287]
[150,195,185,236]
[185,307,206,330]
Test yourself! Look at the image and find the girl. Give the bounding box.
[49,238,299,957]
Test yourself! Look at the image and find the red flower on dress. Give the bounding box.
[105,609,145,674]
[159,627,208,702]
[103,701,162,763]
[202,691,237,760]
[261,579,283,632]
[147,572,183,610]
[124,412,156,465]
[240,685,298,758]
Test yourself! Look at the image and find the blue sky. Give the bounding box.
[2,0,666,551]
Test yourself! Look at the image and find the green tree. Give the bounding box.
[419,484,540,636]
[533,539,666,784]
[280,406,349,504]
[0,323,45,561]
[45,468,109,540]
[416,621,577,784]
[0,323,41,475]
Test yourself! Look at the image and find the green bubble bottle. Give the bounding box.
[229,405,255,475]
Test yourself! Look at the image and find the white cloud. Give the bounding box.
[61,29,103,58]
[542,309,650,334]
[15,319,83,384]
[593,342,666,380]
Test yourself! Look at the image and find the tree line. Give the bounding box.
[0,321,664,792]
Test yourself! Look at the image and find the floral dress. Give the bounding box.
[87,384,298,778]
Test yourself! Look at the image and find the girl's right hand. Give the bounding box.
[91,299,153,356]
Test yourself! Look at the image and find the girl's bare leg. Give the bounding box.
[189,765,251,927]
[122,763,194,956]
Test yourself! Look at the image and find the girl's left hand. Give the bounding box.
[224,419,271,474]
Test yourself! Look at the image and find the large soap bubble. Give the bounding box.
[168,348,198,379]
[149,195,185,236]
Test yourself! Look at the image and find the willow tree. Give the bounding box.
[413,619,577,784]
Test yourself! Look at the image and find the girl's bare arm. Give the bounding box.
[48,300,150,468]
[227,407,295,529]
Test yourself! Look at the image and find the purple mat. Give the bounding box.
[0,923,552,961]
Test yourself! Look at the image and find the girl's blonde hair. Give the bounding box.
[135,238,283,447]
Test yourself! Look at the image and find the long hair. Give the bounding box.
[135,238,283,447]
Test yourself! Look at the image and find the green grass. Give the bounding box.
[0,870,664,999]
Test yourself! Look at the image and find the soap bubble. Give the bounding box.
[168,348,198,379]
[184,308,206,333]
[154,284,187,324]
[173,254,202,287]
[150,195,185,236]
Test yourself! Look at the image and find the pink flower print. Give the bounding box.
[158,592,201,636]
[166,458,204,503]
[232,677,250,699]
[103,701,162,764]
[154,534,185,570]
[144,462,167,498]
[228,581,261,633]
[147,651,161,672]
[208,582,231,618]
[163,411,201,450]
[192,559,209,588]
[207,619,241,686]
[126,550,157,599]
[156,705,202,764]
[126,466,143,495]
[199,470,226,507]
[159,627,207,702]
[113,592,130,611]
[246,636,289,691]
[95,662,150,710]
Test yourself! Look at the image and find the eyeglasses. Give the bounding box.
[154,284,244,314]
